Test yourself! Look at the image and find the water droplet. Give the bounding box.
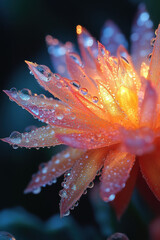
[63,209,70,217]
[64,152,70,158]
[81,88,88,95]
[92,96,98,103]
[39,94,46,99]
[10,131,22,144]
[42,166,48,174]
[108,194,115,201]
[88,182,94,188]
[10,87,17,97]
[71,184,77,191]
[71,81,80,89]
[31,106,39,116]
[36,65,52,82]
[0,231,16,240]
[107,232,129,240]
[37,66,44,74]
[12,145,18,149]
[33,187,41,194]
[19,88,31,100]
[56,114,64,120]
[70,53,82,66]
[53,73,60,80]
[24,125,37,132]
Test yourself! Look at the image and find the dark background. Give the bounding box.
[0,0,160,228]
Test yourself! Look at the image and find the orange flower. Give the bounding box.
[2,4,160,217]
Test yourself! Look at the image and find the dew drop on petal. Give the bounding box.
[63,209,70,217]
[108,194,115,201]
[92,96,98,103]
[0,231,16,240]
[24,125,37,132]
[71,81,81,89]
[107,232,129,240]
[10,87,17,97]
[81,88,88,95]
[88,182,94,188]
[31,106,39,116]
[19,88,31,100]
[56,114,64,120]
[10,131,22,144]
[70,53,82,66]
[33,187,41,194]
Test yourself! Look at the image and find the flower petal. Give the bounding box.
[100,20,128,55]
[77,25,98,77]
[66,52,98,95]
[60,148,108,217]
[46,35,74,78]
[111,161,139,219]
[100,148,135,202]
[2,125,62,148]
[148,24,160,86]
[25,147,85,193]
[25,61,86,110]
[131,4,154,73]
[140,81,158,128]
[139,138,160,201]
[56,127,120,149]
[4,88,106,131]
[121,127,155,155]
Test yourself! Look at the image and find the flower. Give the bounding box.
[2,4,160,218]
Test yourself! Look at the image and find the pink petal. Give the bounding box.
[121,127,155,156]
[2,125,61,148]
[100,20,128,56]
[4,88,105,131]
[117,45,141,92]
[25,147,85,193]
[131,4,154,73]
[56,127,120,149]
[66,52,98,95]
[25,61,86,110]
[60,148,109,217]
[100,148,135,202]
[46,35,74,78]
[148,25,160,86]
[77,26,98,77]
[111,161,139,219]
[140,81,158,128]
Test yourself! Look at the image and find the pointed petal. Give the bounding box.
[117,45,141,92]
[148,25,160,86]
[140,81,158,128]
[66,52,98,95]
[100,20,128,55]
[60,148,108,217]
[100,148,135,202]
[111,161,139,219]
[25,148,85,193]
[25,61,86,110]
[46,35,74,78]
[77,25,98,77]
[56,126,120,149]
[139,138,160,201]
[4,88,105,131]
[131,4,154,73]
[121,127,154,155]
[2,125,62,148]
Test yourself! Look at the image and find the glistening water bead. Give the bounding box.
[19,89,31,100]
[9,131,22,145]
